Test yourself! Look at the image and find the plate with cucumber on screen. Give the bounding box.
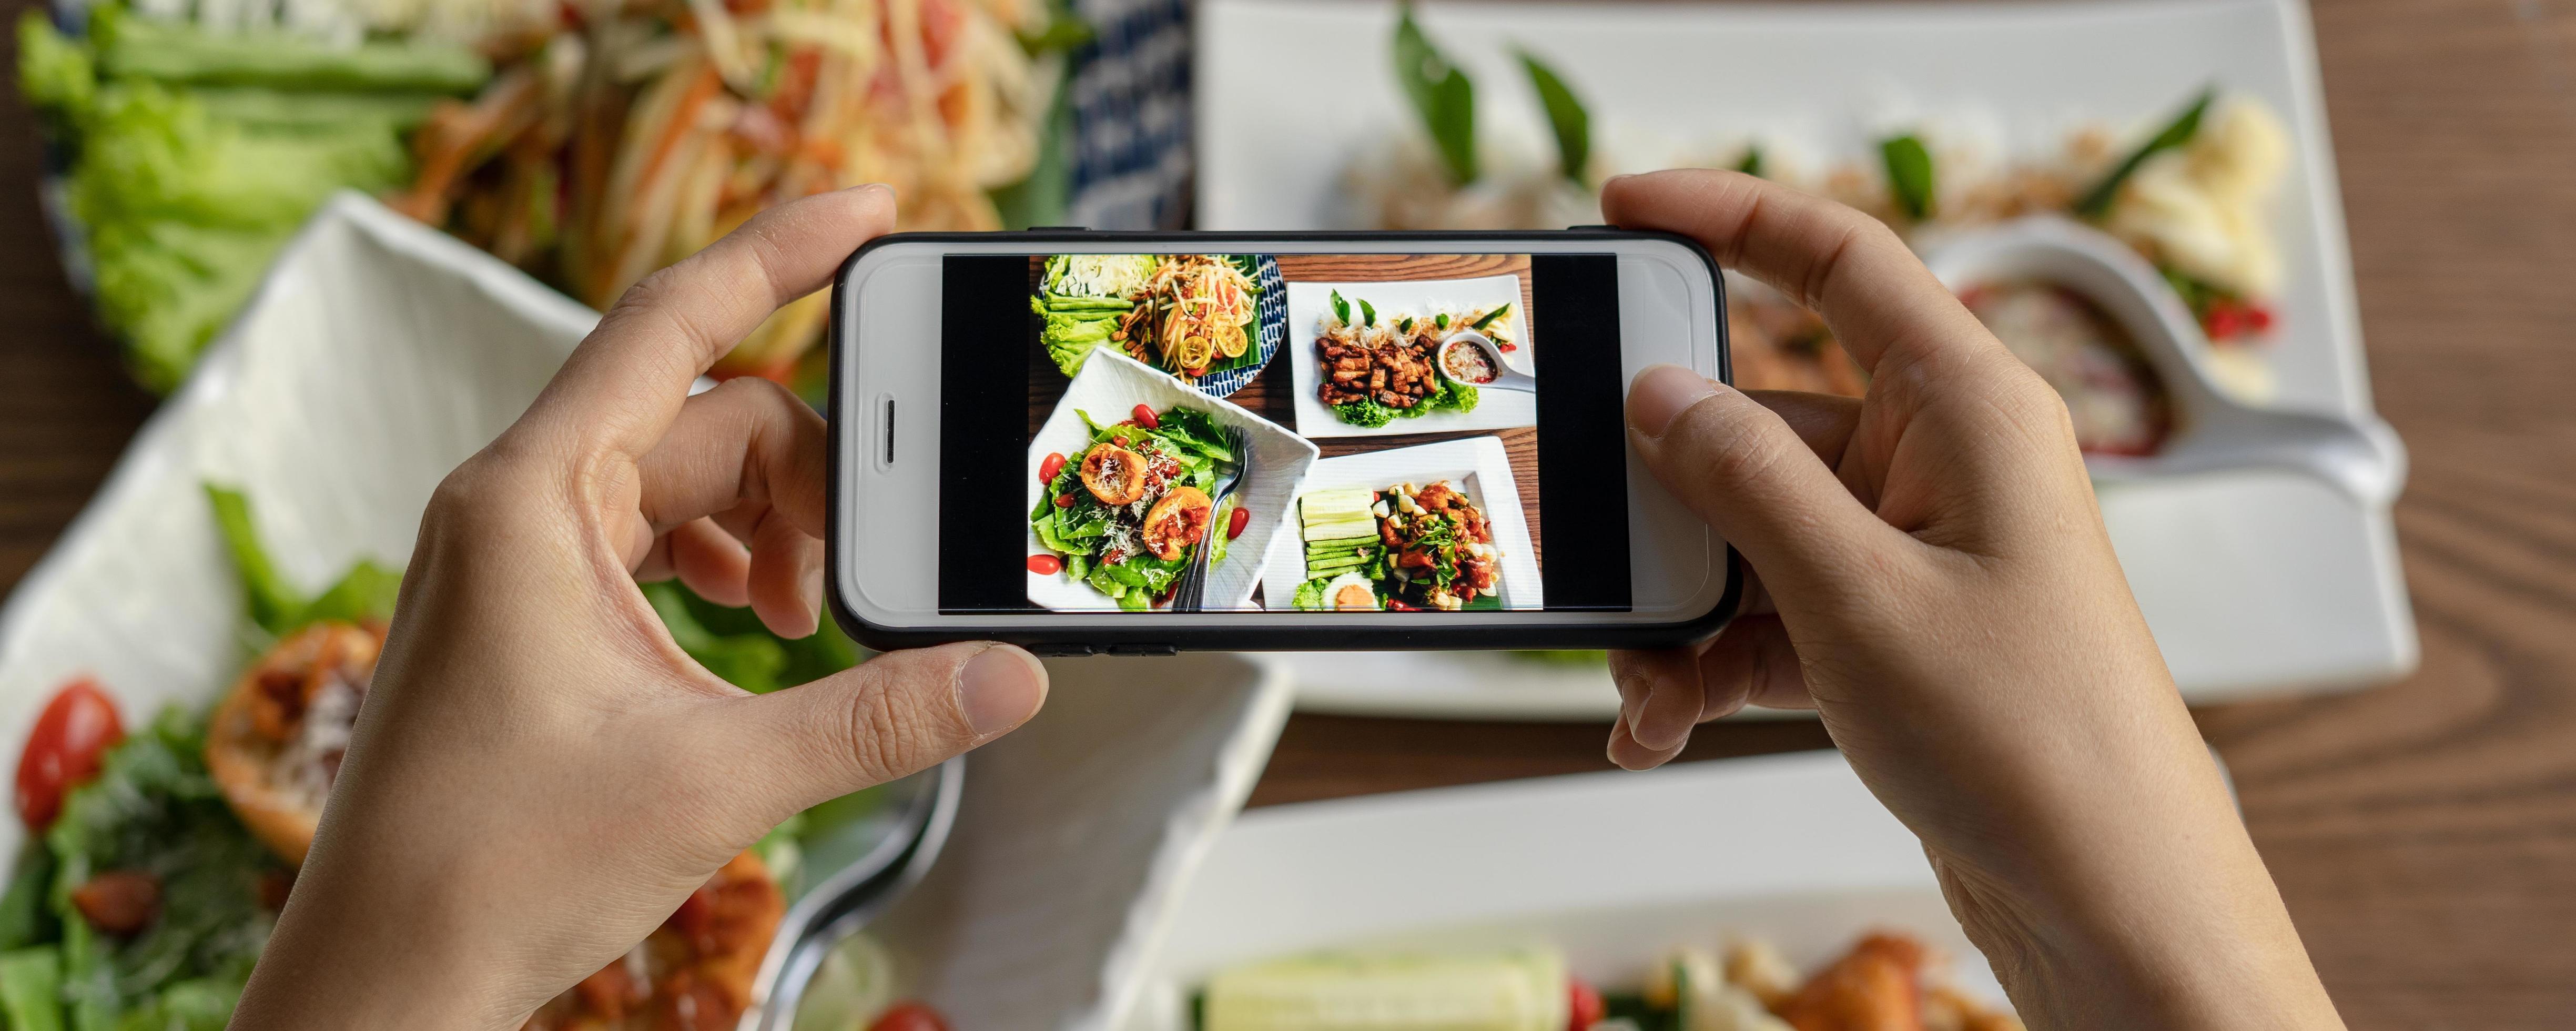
[1259,437,1540,613]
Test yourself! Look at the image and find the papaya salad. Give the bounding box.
[1033,255,1265,385]
[0,485,919,1030]
[386,0,1086,381]
[1029,403,1251,610]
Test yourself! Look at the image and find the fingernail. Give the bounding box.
[1628,365,1718,439]
[958,646,1046,739]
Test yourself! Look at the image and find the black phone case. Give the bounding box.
[824,228,1739,655]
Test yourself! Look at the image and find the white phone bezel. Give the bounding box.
[833,235,1727,639]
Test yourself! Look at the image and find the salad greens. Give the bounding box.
[16,6,489,391]
[0,704,281,1031]
[1332,380,1477,430]
[1030,405,1238,611]
[0,485,879,1028]
[1032,253,1155,377]
[645,581,862,695]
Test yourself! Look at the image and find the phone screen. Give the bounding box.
[937,251,1634,615]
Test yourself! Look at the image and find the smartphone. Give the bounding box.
[826,230,1736,654]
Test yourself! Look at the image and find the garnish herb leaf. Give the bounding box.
[1516,48,1588,185]
[1330,289,1351,325]
[1393,2,1477,185]
[2074,86,2215,217]
[1734,145,1765,178]
[1358,298,1377,327]
[204,484,306,637]
[1880,134,1934,221]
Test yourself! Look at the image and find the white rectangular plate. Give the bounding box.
[1025,349,1319,611]
[1120,750,2011,1029]
[1204,0,2415,716]
[1283,275,1535,438]
[1257,436,1541,611]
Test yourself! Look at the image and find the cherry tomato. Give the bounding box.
[16,679,123,830]
[1038,451,1067,484]
[1131,404,1161,429]
[1225,504,1251,540]
[2203,300,2245,340]
[2247,303,2277,333]
[868,1002,952,1031]
[1499,342,1517,352]
[70,870,158,936]
[1027,554,1062,575]
[1054,493,1076,509]
[1566,978,1605,1031]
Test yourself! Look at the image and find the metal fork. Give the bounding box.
[1171,423,1251,612]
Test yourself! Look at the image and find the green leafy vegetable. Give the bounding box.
[1357,298,1376,327]
[1392,2,1476,185]
[1332,399,1395,429]
[17,7,492,390]
[644,580,862,694]
[47,707,280,1031]
[1733,146,1765,179]
[0,947,64,1031]
[1880,134,1934,221]
[1329,289,1351,326]
[1516,49,1589,185]
[1290,578,1330,611]
[204,483,400,641]
[2075,86,2214,218]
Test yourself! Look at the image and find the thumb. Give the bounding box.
[733,642,1049,814]
[1627,365,1894,593]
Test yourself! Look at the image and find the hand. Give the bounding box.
[1603,170,2341,1028]
[230,186,1050,1029]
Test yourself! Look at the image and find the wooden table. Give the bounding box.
[4,0,2573,1024]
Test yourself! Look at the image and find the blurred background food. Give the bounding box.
[18,0,1082,391]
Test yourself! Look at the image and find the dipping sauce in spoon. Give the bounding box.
[1438,336,1499,385]
[1961,280,2172,456]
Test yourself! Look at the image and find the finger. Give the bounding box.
[737,643,1049,813]
[1607,712,1689,772]
[742,509,823,638]
[1603,170,2000,377]
[666,518,753,607]
[1609,648,1704,752]
[1627,365,1901,589]
[522,185,895,461]
[1698,614,1817,712]
[636,378,830,541]
[1748,389,1863,469]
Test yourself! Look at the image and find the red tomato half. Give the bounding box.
[17,679,124,830]
[1225,504,1251,540]
[1130,404,1161,429]
[1027,554,1062,575]
[868,1002,951,1031]
[1566,978,1605,1031]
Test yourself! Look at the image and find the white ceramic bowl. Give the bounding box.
[1923,216,2405,506]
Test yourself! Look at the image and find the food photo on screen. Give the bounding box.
[995,250,1611,614]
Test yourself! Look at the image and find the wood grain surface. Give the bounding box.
[5,0,2575,1025]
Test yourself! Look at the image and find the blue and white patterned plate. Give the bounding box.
[1184,255,1285,400]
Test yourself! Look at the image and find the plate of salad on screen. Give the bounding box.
[1283,275,1538,438]
[1026,350,1317,611]
[1031,254,1289,399]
